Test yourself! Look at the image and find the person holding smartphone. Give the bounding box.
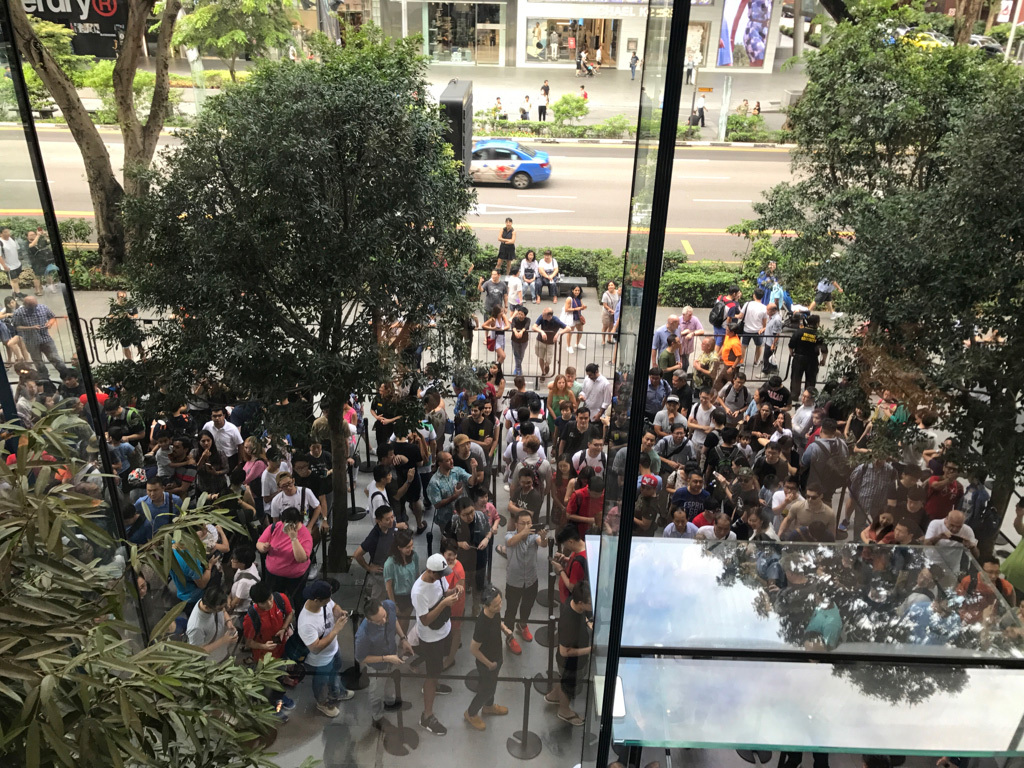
[355,597,413,730]
[297,580,354,718]
[464,585,513,731]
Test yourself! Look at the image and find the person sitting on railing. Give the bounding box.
[737,288,769,368]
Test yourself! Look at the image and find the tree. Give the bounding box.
[173,0,297,82]
[551,93,589,125]
[101,26,477,568]
[17,20,91,113]
[736,5,1024,553]
[8,0,182,274]
[0,409,289,766]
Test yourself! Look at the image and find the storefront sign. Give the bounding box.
[997,0,1012,22]
[21,0,127,58]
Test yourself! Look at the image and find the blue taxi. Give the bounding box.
[469,139,552,190]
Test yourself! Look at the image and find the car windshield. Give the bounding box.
[515,144,538,158]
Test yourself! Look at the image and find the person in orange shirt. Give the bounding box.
[956,556,1016,625]
[720,322,744,378]
[441,537,468,669]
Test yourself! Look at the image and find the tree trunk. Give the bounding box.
[985,0,999,33]
[954,0,985,44]
[230,58,237,82]
[326,404,351,574]
[8,0,126,272]
[980,389,1021,558]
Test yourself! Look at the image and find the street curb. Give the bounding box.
[478,134,796,149]
[0,122,181,136]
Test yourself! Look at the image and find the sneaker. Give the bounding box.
[280,695,296,711]
[837,520,849,532]
[307,563,320,579]
[482,704,509,716]
[518,624,533,642]
[372,718,387,731]
[435,683,453,695]
[384,699,403,712]
[331,689,355,703]
[317,701,341,718]
[576,341,586,349]
[566,346,574,354]
[507,636,523,655]
[421,714,448,736]
[503,483,510,492]
[464,711,486,731]
[275,710,290,724]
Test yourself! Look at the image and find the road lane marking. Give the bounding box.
[693,198,753,203]
[471,203,573,216]
[516,194,578,199]
[681,240,695,255]
[3,179,49,183]
[676,175,730,180]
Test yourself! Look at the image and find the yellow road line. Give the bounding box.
[2,208,95,217]
[681,239,695,255]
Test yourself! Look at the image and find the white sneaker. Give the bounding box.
[307,564,320,579]
[576,341,586,349]
[567,346,575,354]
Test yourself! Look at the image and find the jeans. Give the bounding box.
[629,285,643,307]
[468,660,501,715]
[366,662,397,720]
[26,337,67,378]
[539,276,559,301]
[630,65,637,80]
[505,580,539,628]
[511,339,528,375]
[538,106,547,122]
[308,649,349,704]
[522,281,536,300]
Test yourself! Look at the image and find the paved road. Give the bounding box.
[0,126,793,261]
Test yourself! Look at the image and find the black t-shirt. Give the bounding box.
[606,420,630,448]
[671,384,694,417]
[790,327,824,357]
[558,606,591,670]
[309,450,332,480]
[511,314,531,340]
[474,610,504,665]
[760,385,791,410]
[360,523,396,566]
[559,422,591,456]
[296,472,328,499]
[461,416,490,443]
[511,486,544,515]
[392,441,423,471]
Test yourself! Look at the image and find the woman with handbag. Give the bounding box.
[257,507,312,614]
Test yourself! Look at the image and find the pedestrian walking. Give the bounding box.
[463,585,512,731]
[539,80,550,122]
[630,52,640,80]
[697,94,706,127]
[579,85,588,102]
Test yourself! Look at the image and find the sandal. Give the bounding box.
[557,712,585,727]
[416,522,427,535]
[496,545,507,558]
[544,692,559,704]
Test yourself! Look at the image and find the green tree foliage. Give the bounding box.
[736,2,1024,549]
[172,0,297,81]
[551,93,589,125]
[103,26,477,565]
[19,19,92,111]
[0,410,289,767]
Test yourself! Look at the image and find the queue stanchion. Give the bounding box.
[359,418,374,474]
[506,678,543,760]
[536,499,554,609]
[533,606,559,695]
[382,669,418,757]
[348,462,368,522]
[534,549,558,648]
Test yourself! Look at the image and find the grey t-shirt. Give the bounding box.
[654,408,687,433]
[505,531,540,588]
[482,279,507,311]
[719,383,751,413]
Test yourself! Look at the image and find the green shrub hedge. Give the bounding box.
[659,262,747,307]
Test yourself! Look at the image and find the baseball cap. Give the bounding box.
[426,553,453,576]
[666,395,680,403]
[303,579,333,601]
[453,434,470,446]
[640,473,660,489]
[736,467,754,480]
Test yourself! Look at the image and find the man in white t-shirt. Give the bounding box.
[687,388,716,449]
[297,580,354,717]
[738,289,769,367]
[924,510,979,559]
[506,273,524,307]
[410,553,462,736]
[202,407,245,469]
[260,449,292,505]
[226,545,261,615]
[186,585,237,661]
[270,472,323,524]
[696,513,737,541]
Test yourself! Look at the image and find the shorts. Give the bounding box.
[814,290,833,305]
[417,633,452,676]
[536,341,555,365]
[493,333,506,350]
[713,326,726,344]
[405,471,423,503]
[6,266,22,280]
[742,333,764,347]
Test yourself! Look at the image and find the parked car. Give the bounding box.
[901,29,952,49]
[970,34,1004,55]
[469,139,552,190]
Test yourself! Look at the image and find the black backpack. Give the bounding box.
[709,298,727,327]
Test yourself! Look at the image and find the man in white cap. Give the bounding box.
[410,553,463,736]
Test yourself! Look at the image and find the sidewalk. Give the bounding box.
[146,36,808,131]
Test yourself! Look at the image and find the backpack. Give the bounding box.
[712,443,741,473]
[709,298,727,328]
[514,456,544,492]
[572,449,606,476]
[245,591,287,639]
[284,604,328,664]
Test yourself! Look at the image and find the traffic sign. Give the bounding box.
[698,87,714,93]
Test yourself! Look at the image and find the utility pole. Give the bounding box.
[1006,0,1021,60]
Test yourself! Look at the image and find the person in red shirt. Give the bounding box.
[441,537,472,664]
[956,556,1016,624]
[924,461,964,521]
[242,581,297,715]
[565,475,605,536]
[554,525,588,604]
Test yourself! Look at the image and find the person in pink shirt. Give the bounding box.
[257,507,312,611]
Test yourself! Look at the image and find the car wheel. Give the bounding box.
[512,172,531,190]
